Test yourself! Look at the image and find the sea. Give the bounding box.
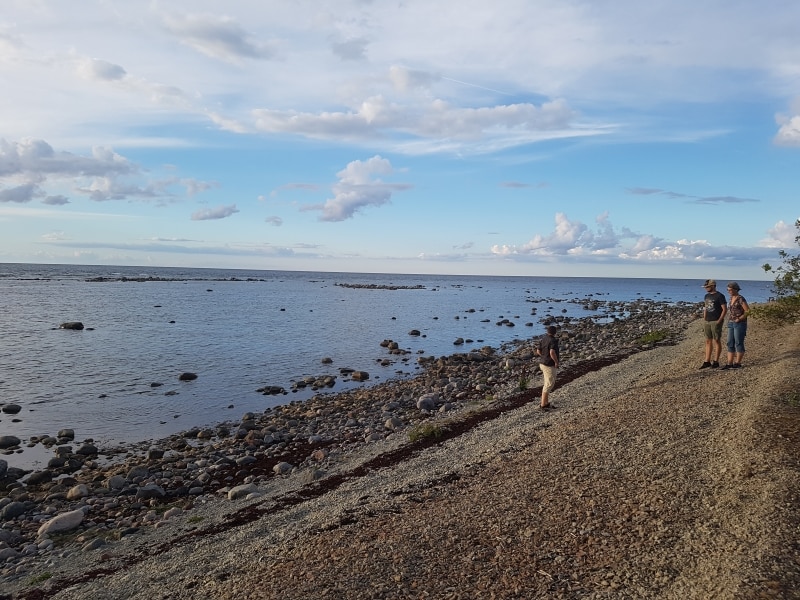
[0,263,775,470]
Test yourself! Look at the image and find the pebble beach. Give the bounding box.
[1,301,798,599]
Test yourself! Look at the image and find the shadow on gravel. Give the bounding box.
[15,346,655,600]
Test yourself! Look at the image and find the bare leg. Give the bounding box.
[714,340,723,363]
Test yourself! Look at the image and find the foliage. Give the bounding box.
[408,422,444,443]
[782,391,800,408]
[518,374,529,391]
[27,572,53,585]
[751,218,800,324]
[637,329,669,345]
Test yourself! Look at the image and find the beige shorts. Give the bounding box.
[540,364,557,393]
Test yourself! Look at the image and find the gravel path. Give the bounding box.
[7,319,800,599]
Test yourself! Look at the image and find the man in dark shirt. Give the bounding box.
[535,325,560,409]
[700,279,727,369]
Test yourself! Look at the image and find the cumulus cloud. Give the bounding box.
[191,204,239,220]
[0,183,38,203]
[164,13,277,63]
[492,212,785,266]
[492,212,649,258]
[0,138,133,179]
[774,115,800,146]
[0,138,216,205]
[759,220,798,248]
[773,98,800,146]
[304,155,411,221]
[265,215,283,226]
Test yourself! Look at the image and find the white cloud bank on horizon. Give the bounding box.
[491,212,795,264]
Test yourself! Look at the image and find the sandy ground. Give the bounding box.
[9,318,800,600]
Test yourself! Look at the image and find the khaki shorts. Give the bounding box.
[540,364,557,393]
[703,321,724,341]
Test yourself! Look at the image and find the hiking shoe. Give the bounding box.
[711,361,719,368]
[732,363,742,369]
[720,364,732,370]
[699,362,712,369]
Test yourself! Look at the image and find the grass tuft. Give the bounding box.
[408,422,444,443]
[638,329,669,345]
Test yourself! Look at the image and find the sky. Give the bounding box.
[1,1,799,280]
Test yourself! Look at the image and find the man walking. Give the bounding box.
[700,279,727,369]
[535,325,560,409]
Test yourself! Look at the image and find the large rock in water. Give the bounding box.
[59,322,84,330]
[0,436,21,449]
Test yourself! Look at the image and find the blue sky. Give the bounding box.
[1,1,798,279]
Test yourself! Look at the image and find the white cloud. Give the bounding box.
[0,138,133,179]
[41,230,68,241]
[78,58,127,82]
[0,138,217,204]
[253,96,584,155]
[304,155,412,221]
[774,110,800,147]
[759,220,798,248]
[191,204,239,221]
[493,214,786,267]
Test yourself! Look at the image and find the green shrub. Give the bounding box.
[638,329,669,345]
[28,572,52,585]
[408,422,444,443]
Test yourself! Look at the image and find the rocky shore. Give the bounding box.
[2,301,798,599]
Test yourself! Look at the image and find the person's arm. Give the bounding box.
[736,298,750,322]
[549,348,559,368]
[718,296,727,322]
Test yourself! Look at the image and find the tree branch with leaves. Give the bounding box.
[751,218,800,324]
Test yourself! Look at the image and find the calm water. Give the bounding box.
[0,264,774,469]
